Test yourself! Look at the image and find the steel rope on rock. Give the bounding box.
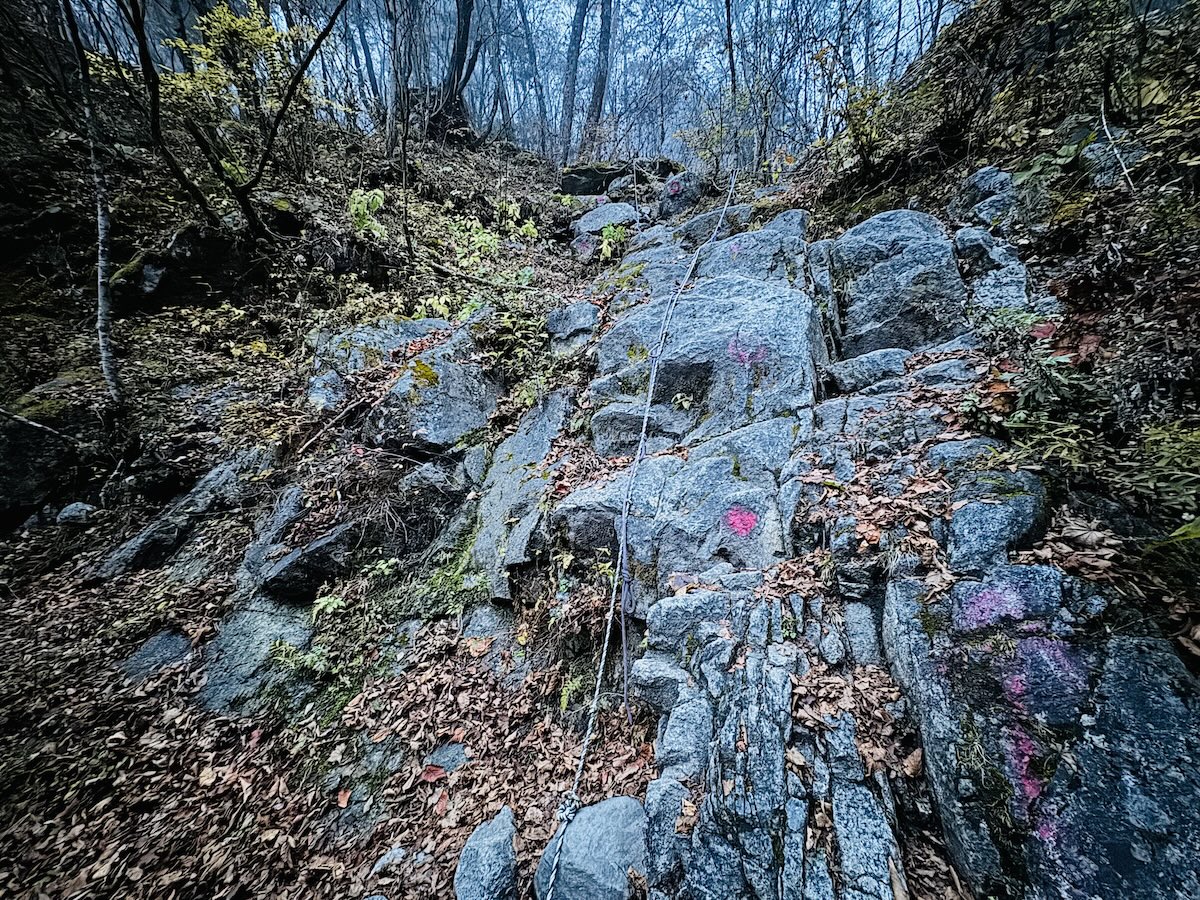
[545,172,739,900]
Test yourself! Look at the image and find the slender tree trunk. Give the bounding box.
[724,0,737,97]
[515,0,549,153]
[61,0,122,406]
[117,0,217,224]
[559,0,589,166]
[581,0,613,159]
[354,0,381,106]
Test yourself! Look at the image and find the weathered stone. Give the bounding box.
[364,328,501,452]
[830,210,968,355]
[659,172,703,218]
[472,391,570,599]
[574,202,639,238]
[631,651,691,711]
[259,521,357,602]
[844,602,881,664]
[198,596,313,713]
[826,349,912,393]
[306,317,445,411]
[1080,131,1145,191]
[762,208,811,240]
[947,470,1046,574]
[455,806,517,900]
[644,777,688,887]
[56,501,97,525]
[123,630,192,681]
[832,782,904,900]
[950,166,1017,228]
[950,564,1064,633]
[533,797,647,900]
[672,204,753,250]
[1026,637,1200,900]
[97,448,273,580]
[547,302,599,355]
[694,229,803,283]
[925,437,1004,474]
[883,578,1005,893]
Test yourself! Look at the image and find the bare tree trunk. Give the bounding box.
[724,0,737,97]
[559,0,589,166]
[581,0,613,159]
[61,0,122,406]
[515,0,549,153]
[117,0,217,225]
[354,0,382,107]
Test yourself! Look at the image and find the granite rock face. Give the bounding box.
[829,210,969,355]
[509,202,1200,900]
[455,806,518,900]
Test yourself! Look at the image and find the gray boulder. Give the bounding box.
[947,469,1046,573]
[56,502,97,525]
[1026,637,1200,900]
[1080,131,1145,190]
[574,202,638,238]
[364,327,500,452]
[547,302,599,355]
[197,595,313,713]
[306,317,447,412]
[829,210,968,355]
[472,391,571,599]
[950,166,1017,228]
[825,349,911,393]
[694,228,804,283]
[761,208,811,239]
[672,204,753,250]
[659,172,703,218]
[123,630,192,681]
[534,797,647,900]
[96,448,273,580]
[259,521,357,602]
[455,806,517,900]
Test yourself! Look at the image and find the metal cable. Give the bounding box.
[544,172,739,899]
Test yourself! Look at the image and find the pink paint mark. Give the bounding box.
[1003,726,1045,817]
[727,336,768,368]
[725,506,758,537]
[957,585,1024,631]
[1003,670,1029,712]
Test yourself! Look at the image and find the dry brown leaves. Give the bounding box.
[1012,511,1124,581]
[791,663,916,779]
[340,618,654,898]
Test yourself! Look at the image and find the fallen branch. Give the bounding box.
[0,407,80,450]
[1100,96,1136,193]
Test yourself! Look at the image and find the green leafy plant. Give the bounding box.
[599,223,628,260]
[349,188,387,238]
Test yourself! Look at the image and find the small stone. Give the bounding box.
[455,806,517,900]
[56,502,98,525]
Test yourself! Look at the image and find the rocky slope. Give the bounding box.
[445,180,1199,898]
[6,165,1198,899]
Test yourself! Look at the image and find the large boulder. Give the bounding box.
[471,391,571,599]
[829,210,968,355]
[455,806,517,900]
[363,327,501,452]
[659,172,703,218]
[96,448,273,580]
[949,166,1017,228]
[573,202,638,238]
[1026,637,1200,900]
[533,797,647,900]
[305,317,450,413]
